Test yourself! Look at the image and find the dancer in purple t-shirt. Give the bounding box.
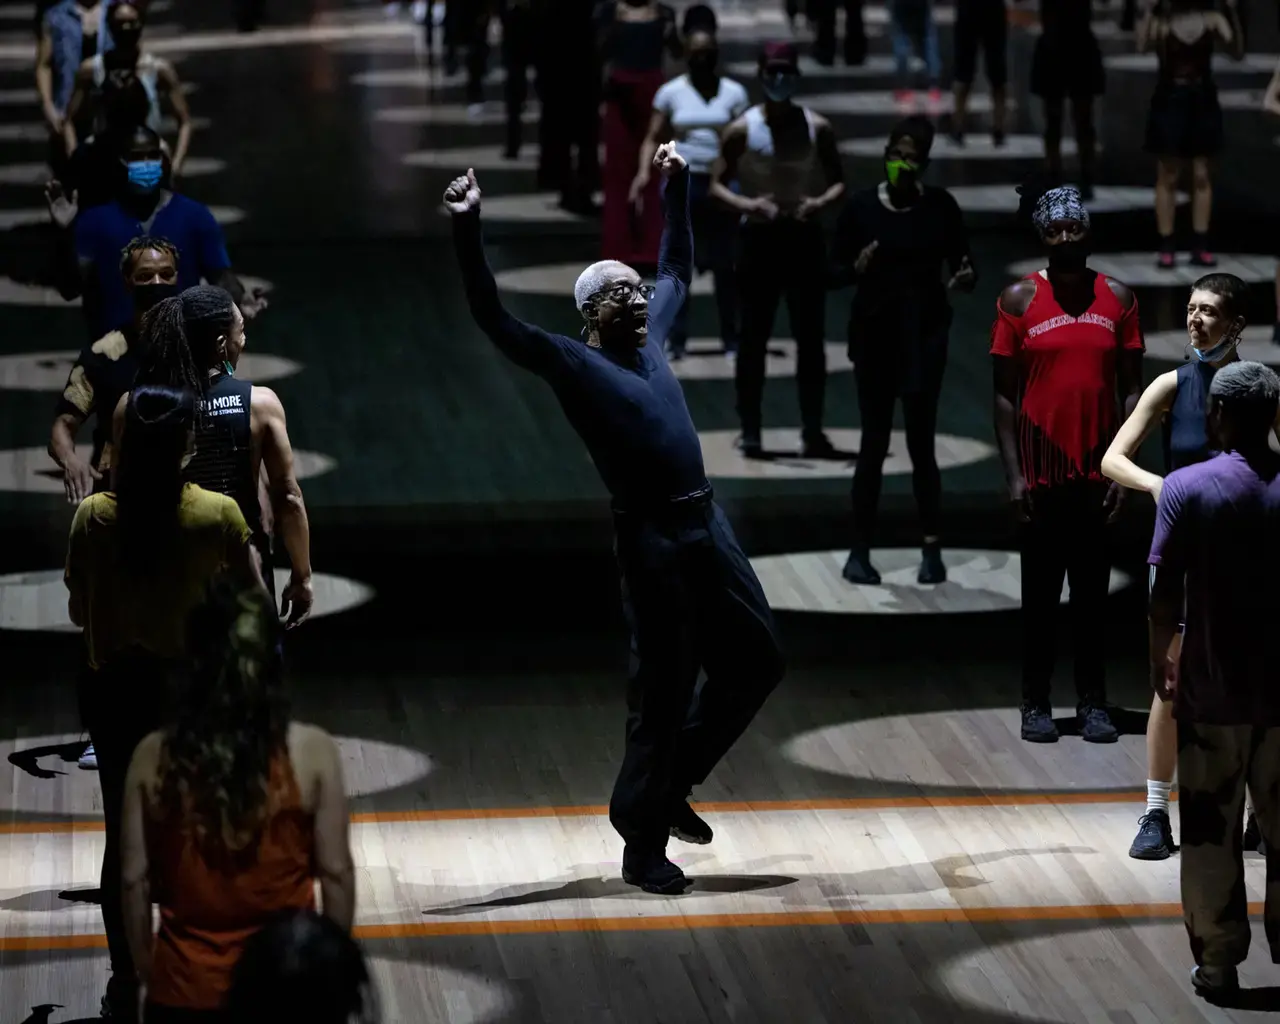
[1149,361,1280,1001]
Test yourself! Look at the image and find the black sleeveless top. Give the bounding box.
[1162,360,1218,472]
[186,372,261,538]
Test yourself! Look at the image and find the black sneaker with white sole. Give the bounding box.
[670,801,713,845]
[1078,704,1118,743]
[1020,703,1058,743]
[1129,809,1176,860]
[621,847,690,895]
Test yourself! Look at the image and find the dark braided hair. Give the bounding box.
[119,235,179,277]
[136,285,237,396]
[116,385,195,572]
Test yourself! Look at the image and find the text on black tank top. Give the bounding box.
[186,373,259,534]
[1162,359,1218,473]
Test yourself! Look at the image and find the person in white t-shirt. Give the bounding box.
[631,11,748,359]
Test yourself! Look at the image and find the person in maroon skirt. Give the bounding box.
[990,180,1144,746]
[596,0,682,269]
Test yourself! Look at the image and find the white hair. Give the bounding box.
[574,260,634,314]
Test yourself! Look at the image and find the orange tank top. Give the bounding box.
[147,752,316,1011]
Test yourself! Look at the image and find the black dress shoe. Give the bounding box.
[670,801,713,845]
[801,432,839,459]
[622,848,689,894]
[737,433,764,459]
[842,547,881,585]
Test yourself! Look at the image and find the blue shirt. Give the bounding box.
[75,193,231,335]
[452,170,706,508]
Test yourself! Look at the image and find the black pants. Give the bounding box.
[851,359,943,546]
[537,59,600,200]
[501,2,536,155]
[953,0,1007,88]
[1018,481,1110,708]
[78,651,172,1014]
[445,0,490,104]
[808,0,867,64]
[609,499,784,851]
[735,221,828,441]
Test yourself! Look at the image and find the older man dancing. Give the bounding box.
[445,145,785,894]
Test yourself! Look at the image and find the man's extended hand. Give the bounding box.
[947,255,977,292]
[653,141,687,178]
[444,168,482,214]
[281,572,314,630]
[45,179,78,229]
[1103,481,1126,524]
[62,453,100,505]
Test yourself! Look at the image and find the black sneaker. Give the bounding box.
[1244,812,1266,855]
[918,544,946,584]
[622,848,690,895]
[1079,704,1119,743]
[801,432,839,459]
[842,547,881,585]
[1020,703,1058,743]
[1129,809,1176,860]
[670,801,713,845]
[1191,964,1239,1001]
[736,433,764,459]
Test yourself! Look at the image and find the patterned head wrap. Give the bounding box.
[1032,186,1090,234]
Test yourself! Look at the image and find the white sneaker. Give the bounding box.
[78,742,97,771]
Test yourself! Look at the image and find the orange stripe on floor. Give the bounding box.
[0,900,1259,950]
[0,789,1177,834]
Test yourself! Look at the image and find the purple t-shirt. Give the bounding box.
[1149,449,1280,725]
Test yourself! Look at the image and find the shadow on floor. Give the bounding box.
[8,741,87,780]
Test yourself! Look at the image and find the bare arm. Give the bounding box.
[1149,566,1184,699]
[1266,62,1280,116]
[310,729,355,931]
[709,122,763,216]
[1135,7,1158,53]
[991,281,1036,504]
[121,734,160,992]
[800,117,846,216]
[35,28,59,131]
[1101,370,1177,496]
[256,389,312,628]
[158,61,192,173]
[51,410,102,504]
[61,64,91,155]
[110,391,128,490]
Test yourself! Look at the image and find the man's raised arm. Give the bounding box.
[650,142,691,332]
[446,169,575,375]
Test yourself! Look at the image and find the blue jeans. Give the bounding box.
[889,0,941,85]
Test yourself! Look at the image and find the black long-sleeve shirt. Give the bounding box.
[452,169,707,507]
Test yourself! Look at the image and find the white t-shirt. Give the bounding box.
[652,74,750,175]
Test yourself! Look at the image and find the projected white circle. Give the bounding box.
[1105,51,1277,73]
[698,428,994,479]
[806,91,1005,115]
[0,569,372,634]
[1007,253,1276,286]
[1218,88,1265,110]
[495,262,715,297]
[0,730,423,813]
[0,115,207,142]
[753,548,1132,614]
[0,204,244,231]
[0,350,302,391]
[949,184,1183,214]
[435,191,603,221]
[1144,326,1280,364]
[0,156,227,185]
[375,103,538,126]
[783,706,1144,790]
[841,134,1078,160]
[0,273,273,307]
[0,446,333,493]
[670,339,852,380]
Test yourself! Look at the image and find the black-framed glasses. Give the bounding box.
[595,282,655,305]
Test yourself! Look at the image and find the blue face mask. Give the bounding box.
[1192,334,1238,364]
[762,73,797,102]
[126,159,164,193]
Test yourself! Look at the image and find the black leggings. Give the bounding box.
[1044,94,1096,178]
[851,367,942,546]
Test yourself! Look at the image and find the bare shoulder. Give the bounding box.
[251,385,285,419]
[998,278,1037,317]
[129,729,166,780]
[288,721,339,769]
[1149,368,1180,404]
[1104,276,1136,311]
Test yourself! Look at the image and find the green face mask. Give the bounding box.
[885,158,920,188]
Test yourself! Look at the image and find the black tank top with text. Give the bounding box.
[186,372,260,537]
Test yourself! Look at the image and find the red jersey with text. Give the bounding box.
[990,272,1143,491]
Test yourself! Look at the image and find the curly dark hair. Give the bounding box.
[158,581,290,862]
[119,234,179,277]
[136,285,237,395]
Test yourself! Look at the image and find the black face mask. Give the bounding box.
[688,49,718,73]
[1047,240,1090,272]
[112,25,142,49]
[133,281,179,318]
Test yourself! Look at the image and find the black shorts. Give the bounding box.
[954,0,1008,88]
[1144,81,1224,158]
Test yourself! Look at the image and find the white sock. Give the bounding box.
[1146,780,1172,814]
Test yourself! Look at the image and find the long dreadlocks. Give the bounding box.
[136,285,236,396]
